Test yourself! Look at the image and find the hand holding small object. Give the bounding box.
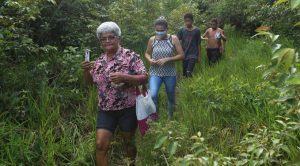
[156,58,169,66]
[110,72,127,84]
[85,49,90,62]
[149,58,158,65]
[81,61,94,70]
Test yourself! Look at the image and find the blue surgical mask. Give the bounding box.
[156,31,167,37]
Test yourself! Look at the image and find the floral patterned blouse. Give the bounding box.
[90,47,147,111]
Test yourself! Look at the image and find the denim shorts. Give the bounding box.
[97,107,137,133]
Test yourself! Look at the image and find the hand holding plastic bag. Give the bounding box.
[136,90,158,136]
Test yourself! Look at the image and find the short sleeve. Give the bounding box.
[197,28,201,45]
[177,28,183,40]
[89,59,101,83]
[129,54,147,75]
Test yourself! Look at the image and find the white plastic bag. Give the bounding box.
[136,91,157,135]
[136,91,156,120]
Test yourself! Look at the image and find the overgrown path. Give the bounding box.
[118,31,279,165]
[1,29,298,165]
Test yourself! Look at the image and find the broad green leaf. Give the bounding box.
[237,159,248,165]
[273,0,288,6]
[154,136,168,149]
[276,94,294,102]
[47,0,57,5]
[263,67,276,80]
[247,145,255,152]
[286,75,300,85]
[240,153,249,157]
[276,120,287,127]
[291,0,300,9]
[255,148,264,157]
[195,149,205,155]
[272,44,282,53]
[272,35,280,42]
[252,31,279,42]
[197,132,201,137]
[213,161,218,166]
[272,138,281,145]
[192,143,201,150]
[281,145,291,154]
[272,48,295,70]
[251,31,273,39]
[294,22,300,27]
[168,141,178,156]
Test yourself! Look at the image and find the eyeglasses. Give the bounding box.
[99,36,118,42]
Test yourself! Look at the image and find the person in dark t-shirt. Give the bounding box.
[177,13,201,77]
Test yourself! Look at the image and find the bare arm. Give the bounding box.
[169,35,184,61]
[124,74,148,86]
[201,29,209,40]
[111,53,148,86]
[220,30,227,53]
[220,29,227,42]
[109,72,148,85]
[110,64,148,86]
[144,37,156,65]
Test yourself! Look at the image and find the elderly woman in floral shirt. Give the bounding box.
[81,22,147,166]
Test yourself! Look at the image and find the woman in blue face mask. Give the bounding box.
[145,16,184,119]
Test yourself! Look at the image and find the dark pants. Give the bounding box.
[183,58,196,77]
[206,48,221,66]
[97,107,137,133]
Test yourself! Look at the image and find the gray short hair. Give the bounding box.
[96,21,121,39]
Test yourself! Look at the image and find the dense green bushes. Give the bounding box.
[197,0,300,45]
[0,0,106,116]
[1,0,299,165]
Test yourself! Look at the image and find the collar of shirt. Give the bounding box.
[103,46,123,62]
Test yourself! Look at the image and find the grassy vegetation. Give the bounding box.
[1,26,299,165]
[1,0,299,165]
[136,26,299,165]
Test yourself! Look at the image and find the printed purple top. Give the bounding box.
[90,47,147,111]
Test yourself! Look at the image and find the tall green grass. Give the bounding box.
[1,26,298,165]
[0,86,97,165]
[176,34,279,154]
[136,26,299,165]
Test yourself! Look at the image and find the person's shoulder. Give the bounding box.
[178,27,187,33]
[204,28,211,33]
[194,27,201,33]
[218,28,224,32]
[149,36,155,41]
[147,36,156,45]
[92,55,105,70]
[179,27,185,31]
[96,53,105,61]
[123,47,141,58]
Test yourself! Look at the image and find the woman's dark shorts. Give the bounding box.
[97,107,137,133]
